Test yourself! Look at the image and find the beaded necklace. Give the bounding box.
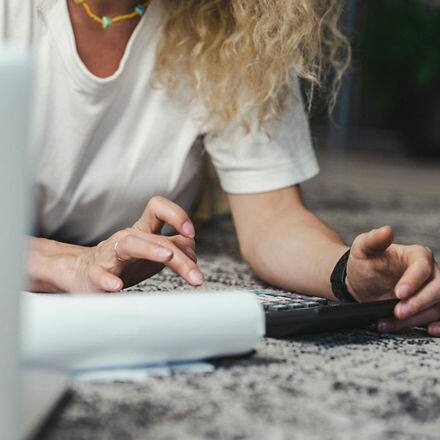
[73,0,150,29]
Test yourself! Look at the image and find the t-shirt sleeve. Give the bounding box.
[204,89,319,194]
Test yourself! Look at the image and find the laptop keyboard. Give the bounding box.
[252,289,329,312]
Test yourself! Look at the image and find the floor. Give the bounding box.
[41,148,440,440]
[310,148,440,197]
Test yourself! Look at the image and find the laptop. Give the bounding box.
[0,48,66,440]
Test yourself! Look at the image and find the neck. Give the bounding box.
[84,0,139,16]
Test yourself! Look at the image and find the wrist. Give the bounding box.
[344,271,358,299]
[27,237,87,292]
[330,248,357,303]
[28,254,68,293]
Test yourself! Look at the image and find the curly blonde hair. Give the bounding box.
[153,0,350,133]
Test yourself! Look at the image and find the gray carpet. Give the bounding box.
[42,164,440,440]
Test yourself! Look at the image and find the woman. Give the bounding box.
[2,0,440,335]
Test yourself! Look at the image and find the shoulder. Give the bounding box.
[0,0,47,45]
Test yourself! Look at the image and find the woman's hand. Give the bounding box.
[346,226,440,336]
[60,196,204,293]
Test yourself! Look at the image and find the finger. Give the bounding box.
[394,247,435,301]
[135,196,195,238]
[150,236,204,286]
[168,235,197,262]
[354,226,394,257]
[427,321,440,337]
[115,234,174,263]
[377,304,440,333]
[89,265,124,293]
[394,273,440,320]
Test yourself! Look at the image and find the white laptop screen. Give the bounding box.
[0,47,32,440]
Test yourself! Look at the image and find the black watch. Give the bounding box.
[330,249,357,303]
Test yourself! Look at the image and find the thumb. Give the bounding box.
[355,226,394,257]
[89,265,123,293]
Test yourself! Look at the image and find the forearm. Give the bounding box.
[27,236,86,292]
[241,208,348,299]
[229,187,348,300]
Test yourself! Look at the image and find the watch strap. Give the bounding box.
[330,249,357,303]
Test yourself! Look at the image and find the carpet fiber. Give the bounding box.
[42,158,440,440]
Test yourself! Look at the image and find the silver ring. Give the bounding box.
[114,241,127,262]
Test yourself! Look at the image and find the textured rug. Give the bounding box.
[41,157,440,440]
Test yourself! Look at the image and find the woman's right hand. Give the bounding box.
[42,197,204,293]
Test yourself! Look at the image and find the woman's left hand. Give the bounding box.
[345,225,440,336]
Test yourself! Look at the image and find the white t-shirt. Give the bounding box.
[0,0,319,246]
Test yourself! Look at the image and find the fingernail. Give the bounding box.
[430,326,440,337]
[377,320,393,333]
[188,269,204,285]
[182,221,195,238]
[156,247,173,259]
[398,302,413,319]
[105,278,121,291]
[396,284,412,299]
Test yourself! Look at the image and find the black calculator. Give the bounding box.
[253,290,398,338]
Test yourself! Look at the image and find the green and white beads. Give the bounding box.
[102,16,113,29]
